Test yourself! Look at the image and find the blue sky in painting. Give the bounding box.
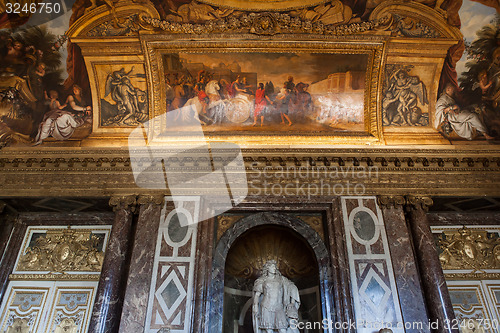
[456,0,497,76]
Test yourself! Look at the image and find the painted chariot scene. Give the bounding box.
[162,52,368,134]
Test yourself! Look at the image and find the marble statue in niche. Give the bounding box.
[252,260,300,333]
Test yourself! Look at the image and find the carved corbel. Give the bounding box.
[109,195,137,213]
[0,201,6,215]
[405,195,433,212]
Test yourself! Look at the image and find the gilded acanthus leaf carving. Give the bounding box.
[84,2,441,38]
[140,11,386,36]
[17,229,105,273]
[437,226,500,271]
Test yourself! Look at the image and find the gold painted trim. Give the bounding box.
[8,274,100,281]
[445,273,500,281]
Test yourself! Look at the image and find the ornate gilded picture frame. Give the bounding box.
[143,38,384,145]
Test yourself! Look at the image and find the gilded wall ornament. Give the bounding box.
[54,318,78,333]
[437,226,500,271]
[17,229,105,273]
[140,12,384,36]
[6,318,30,333]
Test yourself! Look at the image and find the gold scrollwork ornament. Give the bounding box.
[438,226,500,271]
[17,229,104,273]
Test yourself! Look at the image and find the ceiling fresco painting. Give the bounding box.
[0,0,500,147]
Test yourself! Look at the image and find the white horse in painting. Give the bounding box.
[177,80,226,125]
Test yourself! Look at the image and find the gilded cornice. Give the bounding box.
[0,147,499,197]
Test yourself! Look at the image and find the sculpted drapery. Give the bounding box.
[252,260,301,333]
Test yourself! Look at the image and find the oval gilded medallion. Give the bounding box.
[198,0,330,11]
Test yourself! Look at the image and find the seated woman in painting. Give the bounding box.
[435,84,493,140]
[65,84,91,116]
[33,89,87,145]
[232,76,252,100]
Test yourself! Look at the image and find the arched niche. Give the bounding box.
[209,212,335,332]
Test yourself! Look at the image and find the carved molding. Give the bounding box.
[16,228,105,273]
[0,148,500,196]
[444,272,500,280]
[140,12,386,36]
[66,2,160,38]
[437,226,500,271]
[9,273,100,281]
[87,13,147,37]
[73,0,453,38]
[369,0,462,40]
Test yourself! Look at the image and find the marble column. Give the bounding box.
[405,196,458,333]
[378,196,430,333]
[88,195,137,333]
[118,195,164,333]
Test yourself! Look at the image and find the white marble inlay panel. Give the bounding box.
[145,197,198,333]
[341,196,404,333]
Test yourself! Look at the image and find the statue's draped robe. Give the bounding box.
[253,275,300,332]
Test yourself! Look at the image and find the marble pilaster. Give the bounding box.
[88,195,137,333]
[405,196,458,333]
[118,195,164,333]
[378,196,430,333]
